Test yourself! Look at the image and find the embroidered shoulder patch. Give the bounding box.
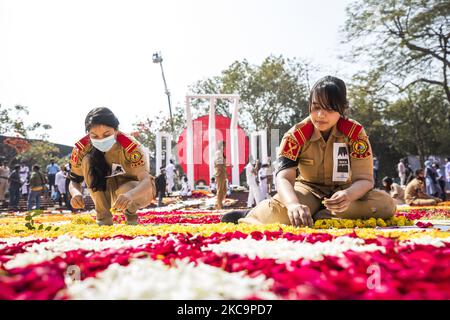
[350,137,371,159]
[280,136,301,161]
[128,150,145,168]
[129,150,143,163]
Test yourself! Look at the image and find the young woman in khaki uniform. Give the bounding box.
[69,107,155,226]
[222,76,395,226]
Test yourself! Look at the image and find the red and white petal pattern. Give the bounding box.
[66,258,276,300]
[1,206,450,300]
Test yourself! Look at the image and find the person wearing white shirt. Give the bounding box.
[180,176,192,197]
[245,160,262,208]
[55,166,68,208]
[397,159,406,186]
[445,157,450,193]
[19,163,30,199]
[259,164,269,200]
[165,159,176,195]
[0,160,10,205]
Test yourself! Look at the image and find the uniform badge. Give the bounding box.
[350,137,371,159]
[130,150,143,163]
[280,136,300,161]
[129,150,145,168]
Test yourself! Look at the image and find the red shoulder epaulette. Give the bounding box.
[292,121,314,147]
[116,132,138,153]
[337,118,363,140]
[75,134,91,151]
[280,121,314,161]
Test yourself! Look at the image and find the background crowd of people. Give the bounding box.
[381,157,450,206]
[1,154,449,212]
[0,157,73,211]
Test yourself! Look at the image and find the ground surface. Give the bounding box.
[1,197,449,300]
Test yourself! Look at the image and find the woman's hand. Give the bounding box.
[323,190,351,213]
[113,193,133,212]
[70,195,85,209]
[287,203,313,227]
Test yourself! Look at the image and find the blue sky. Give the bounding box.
[0,0,357,145]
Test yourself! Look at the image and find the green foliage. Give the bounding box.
[0,104,52,138]
[343,0,450,103]
[18,141,63,169]
[189,55,311,134]
[15,211,60,233]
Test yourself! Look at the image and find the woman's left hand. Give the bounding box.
[323,190,352,213]
[113,193,133,212]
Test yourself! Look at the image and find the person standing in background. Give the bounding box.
[445,158,450,194]
[397,158,406,186]
[0,160,10,207]
[214,141,228,209]
[434,163,446,201]
[245,160,262,208]
[19,162,30,200]
[28,165,47,211]
[373,156,379,187]
[165,159,176,195]
[8,165,21,210]
[55,165,69,208]
[46,159,60,195]
[258,163,269,200]
[155,167,167,207]
[425,160,440,197]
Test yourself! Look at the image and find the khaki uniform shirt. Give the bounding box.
[69,133,149,185]
[404,178,433,204]
[214,150,227,178]
[277,117,373,198]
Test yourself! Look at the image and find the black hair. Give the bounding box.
[309,76,348,117]
[33,165,40,171]
[84,107,120,192]
[382,176,393,185]
[14,164,20,170]
[415,168,424,177]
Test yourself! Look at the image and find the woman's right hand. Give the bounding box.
[70,195,85,209]
[287,203,313,227]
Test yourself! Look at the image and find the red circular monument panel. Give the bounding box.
[177,115,249,184]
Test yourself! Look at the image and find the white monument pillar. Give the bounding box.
[230,98,240,185]
[185,96,195,189]
[156,132,172,175]
[208,98,216,181]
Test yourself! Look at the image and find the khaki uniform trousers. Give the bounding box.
[407,198,439,206]
[215,164,227,210]
[239,182,396,225]
[81,156,152,224]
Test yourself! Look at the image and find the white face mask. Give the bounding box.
[91,134,116,152]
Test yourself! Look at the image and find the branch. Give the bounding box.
[399,78,445,92]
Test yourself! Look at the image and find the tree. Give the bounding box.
[348,72,403,179]
[343,0,450,103]
[132,105,186,173]
[189,55,311,135]
[0,104,51,138]
[385,85,450,164]
[18,141,62,170]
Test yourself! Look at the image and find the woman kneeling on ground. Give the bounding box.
[222,76,395,226]
[69,107,156,226]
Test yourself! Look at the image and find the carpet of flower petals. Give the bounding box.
[0,205,449,300]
